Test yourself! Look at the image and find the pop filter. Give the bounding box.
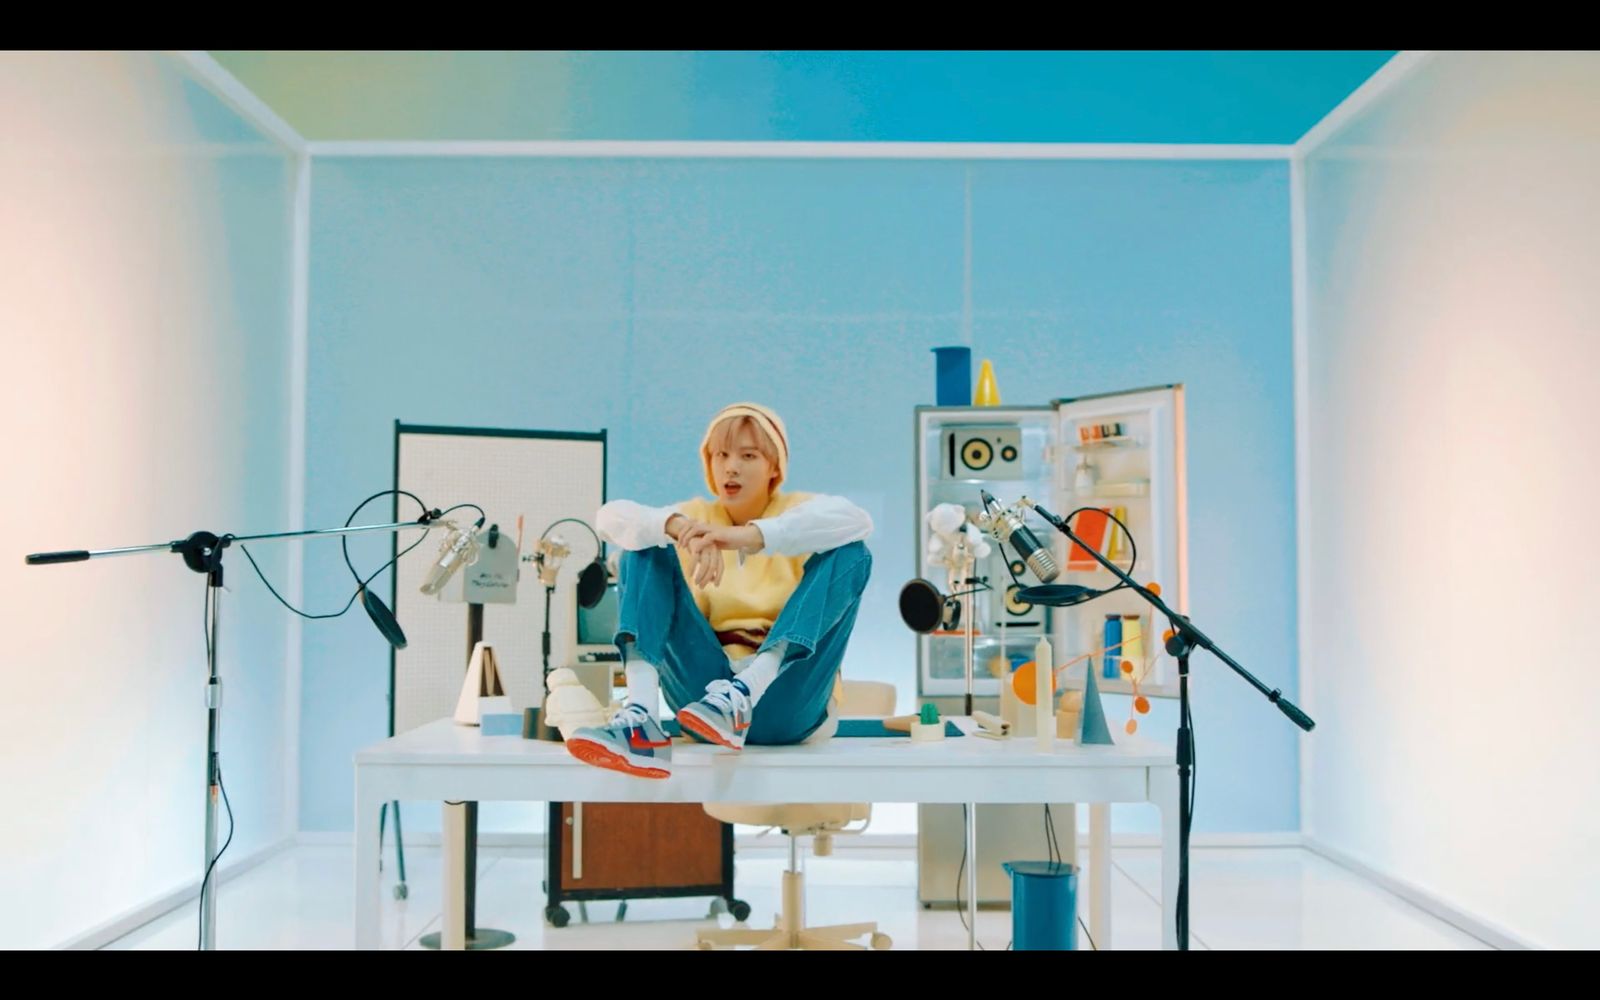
[899,578,959,633]
[576,558,608,609]
[1016,584,1102,608]
[361,587,408,649]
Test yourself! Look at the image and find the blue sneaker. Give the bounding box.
[676,679,754,751]
[565,705,674,779]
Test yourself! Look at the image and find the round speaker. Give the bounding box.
[1004,584,1033,616]
[1009,558,1027,577]
[1000,445,1018,462]
[960,438,993,472]
[899,579,945,633]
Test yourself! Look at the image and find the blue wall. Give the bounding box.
[301,156,1297,836]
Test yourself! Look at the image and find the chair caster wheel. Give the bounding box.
[728,899,751,921]
[545,905,570,928]
[870,932,892,950]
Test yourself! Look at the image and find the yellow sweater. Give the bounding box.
[676,492,813,659]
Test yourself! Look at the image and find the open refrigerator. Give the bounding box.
[912,384,1188,703]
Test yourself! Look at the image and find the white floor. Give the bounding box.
[104,843,1492,951]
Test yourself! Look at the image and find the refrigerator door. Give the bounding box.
[1050,385,1187,700]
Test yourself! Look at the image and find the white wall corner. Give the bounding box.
[56,837,296,950]
[1290,152,1313,842]
[1304,837,1537,950]
[284,153,311,836]
[1294,52,1436,158]
[169,51,308,156]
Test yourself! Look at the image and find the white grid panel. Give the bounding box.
[392,428,604,735]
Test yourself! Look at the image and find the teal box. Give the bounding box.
[480,713,523,736]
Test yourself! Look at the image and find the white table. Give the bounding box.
[354,718,1181,950]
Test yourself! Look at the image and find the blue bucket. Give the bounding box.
[1002,860,1079,950]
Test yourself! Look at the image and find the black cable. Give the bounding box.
[1180,685,1197,947]
[227,489,434,622]
[341,490,432,584]
[1043,804,1098,951]
[1188,697,1198,821]
[203,575,212,661]
[196,767,235,949]
[235,531,432,621]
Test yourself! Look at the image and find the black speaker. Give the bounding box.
[941,425,1024,480]
[993,552,1041,628]
[1003,583,1033,617]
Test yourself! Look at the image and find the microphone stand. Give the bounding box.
[936,534,981,951]
[25,516,440,950]
[1018,497,1315,951]
[951,543,979,719]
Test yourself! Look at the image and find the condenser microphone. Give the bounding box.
[978,490,1059,583]
[420,517,484,596]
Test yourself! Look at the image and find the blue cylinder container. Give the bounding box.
[1103,613,1123,680]
[1003,860,1079,950]
[931,346,972,406]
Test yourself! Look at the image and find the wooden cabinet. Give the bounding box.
[543,802,745,926]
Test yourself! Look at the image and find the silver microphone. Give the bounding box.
[420,519,483,596]
[978,490,1059,583]
[531,535,570,588]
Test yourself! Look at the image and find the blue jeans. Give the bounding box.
[614,541,872,745]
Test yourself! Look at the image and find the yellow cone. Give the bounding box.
[974,359,1001,406]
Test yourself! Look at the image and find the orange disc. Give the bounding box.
[1125,719,1139,735]
[1163,629,1176,644]
[1120,660,1134,675]
[1147,582,1162,596]
[1011,660,1056,706]
[1134,696,1151,714]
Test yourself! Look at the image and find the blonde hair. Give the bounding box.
[706,414,780,471]
[700,402,790,497]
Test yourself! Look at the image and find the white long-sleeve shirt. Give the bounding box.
[596,493,873,556]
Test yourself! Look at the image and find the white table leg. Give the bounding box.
[1151,766,1181,950]
[442,802,468,950]
[354,771,381,950]
[1089,802,1111,950]
[966,801,978,951]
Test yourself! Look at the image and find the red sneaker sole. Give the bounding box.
[565,737,670,779]
[677,708,744,750]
